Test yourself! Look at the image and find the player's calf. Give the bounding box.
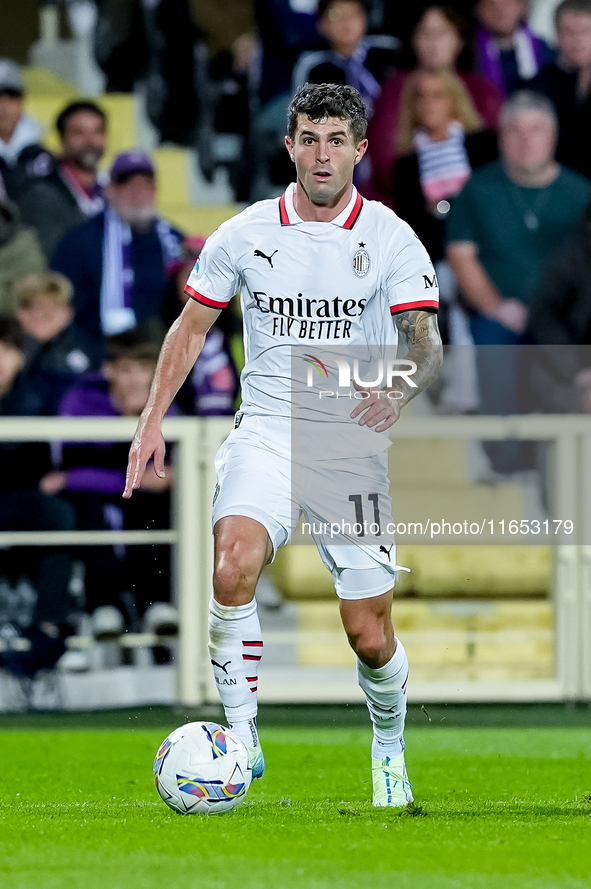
[356,638,411,806]
[339,590,411,804]
[210,517,272,779]
[208,596,265,778]
[339,593,396,668]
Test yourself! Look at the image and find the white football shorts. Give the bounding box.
[212,414,406,599]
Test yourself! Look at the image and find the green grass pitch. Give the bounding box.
[0,724,590,889]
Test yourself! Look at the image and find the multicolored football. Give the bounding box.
[153,721,252,815]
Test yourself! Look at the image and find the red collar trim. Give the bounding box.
[278,187,363,228]
[279,193,290,225]
[342,191,363,229]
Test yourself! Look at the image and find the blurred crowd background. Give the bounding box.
[1,0,591,682]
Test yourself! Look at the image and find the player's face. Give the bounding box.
[61,111,106,172]
[285,115,367,207]
[500,110,556,173]
[557,12,591,69]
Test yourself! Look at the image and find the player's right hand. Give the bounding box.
[123,417,166,499]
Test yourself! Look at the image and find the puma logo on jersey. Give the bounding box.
[211,659,231,674]
[380,545,393,562]
[254,249,278,267]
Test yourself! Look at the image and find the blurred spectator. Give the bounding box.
[0,197,46,315]
[475,0,553,97]
[255,0,321,109]
[527,0,591,180]
[94,0,148,91]
[367,6,502,205]
[95,0,199,145]
[144,0,201,145]
[393,69,497,412]
[447,90,590,468]
[189,0,258,168]
[447,91,589,344]
[0,316,27,413]
[0,59,52,201]
[293,0,400,115]
[393,69,498,264]
[189,0,256,57]
[40,330,177,642]
[193,29,259,201]
[0,316,76,676]
[52,150,183,364]
[15,272,94,415]
[526,200,591,412]
[19,101,107,262]
[247,0,321,197]
[164,236,240,415]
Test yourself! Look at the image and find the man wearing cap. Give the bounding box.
[0,59,52,201]
[18,100,108,261]
[51,150,184,364]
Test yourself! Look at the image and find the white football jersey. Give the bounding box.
[185,183,439,418]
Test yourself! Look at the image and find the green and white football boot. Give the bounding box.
[372,752,413,807]
[248,745,266,780]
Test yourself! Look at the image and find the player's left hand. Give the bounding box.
[349,379,402,431]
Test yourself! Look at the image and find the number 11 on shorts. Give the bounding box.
[348,493,381,537]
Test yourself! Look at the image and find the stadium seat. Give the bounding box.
[270,438,551,599]
[153,146,240,234]
[295,599,554,680]
[269,434,554,678]
[269,542,552,599]
[23,72,137,162]
[22,69,241,236]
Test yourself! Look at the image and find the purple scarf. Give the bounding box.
[342,40,382,115]
[476,24,544,96]
[100,207,182,336]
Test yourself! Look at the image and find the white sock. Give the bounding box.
[208,596,262,747]
[357,637,409,760]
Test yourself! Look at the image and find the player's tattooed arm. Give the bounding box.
[393,309,443,406]
[351,310,442,431]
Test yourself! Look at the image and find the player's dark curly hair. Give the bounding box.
[287,83,368,143]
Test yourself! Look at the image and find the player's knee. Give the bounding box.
[213,552,260,604]
[347,626,389,666]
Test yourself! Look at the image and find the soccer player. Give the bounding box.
[124,83,442,807]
